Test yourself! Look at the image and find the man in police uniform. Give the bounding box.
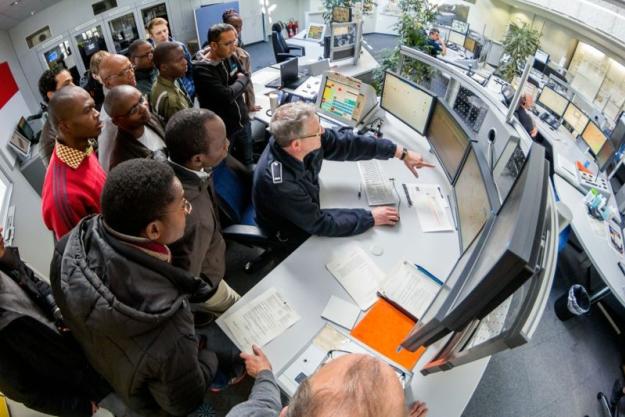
[253,102,434,249]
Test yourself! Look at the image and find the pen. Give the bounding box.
[414,264,444,286]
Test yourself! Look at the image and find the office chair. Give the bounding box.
[597,381,625,417]
[212,157,281,272]
[271,22,305,63]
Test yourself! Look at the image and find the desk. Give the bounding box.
[534,117,625,306]
[217,111,491,417]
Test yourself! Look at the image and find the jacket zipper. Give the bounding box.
[222,60,244,129]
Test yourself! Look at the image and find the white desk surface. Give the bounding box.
[533,117,625,305]
[218,112,490,417]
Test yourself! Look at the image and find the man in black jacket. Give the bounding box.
[0,230,112,417]
[253,102,434,247]
[104,85,167,171]
[50,159,243,417]
[193,23,253,166]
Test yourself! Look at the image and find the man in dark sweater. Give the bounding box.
[104,85,167,171]
[50,159,243,417]
[165,108,240,313]
[193,23,253,166]
[515,93,538,138]
[253,102,434,247]
[128,39,157,97]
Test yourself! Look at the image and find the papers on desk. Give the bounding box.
[404,183,454,232]
[379,261,442,321]
[325,244,442,318]
[326,244,385,310]
[220,287,301,353]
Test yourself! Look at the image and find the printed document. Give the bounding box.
[326,243,385,310]
[405,183,454,232]
[380,261,442,320]
[221,287,301,352]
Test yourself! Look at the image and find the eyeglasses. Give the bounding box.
[160,198,192,217]
[104,64,135,82]
[317,350,409,388]
[135,50,153,59]
[219,38,238,47]
[123,95,146,117]
[296,126,323,141]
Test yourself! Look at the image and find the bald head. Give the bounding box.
[104,85,150,132]
[48,85,101,146]
[520,93,534,109]
[99,54,136,89]
[286,354,405,417]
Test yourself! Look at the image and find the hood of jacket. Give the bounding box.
[58,215,205,338]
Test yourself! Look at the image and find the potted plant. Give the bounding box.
[500,23,540,82]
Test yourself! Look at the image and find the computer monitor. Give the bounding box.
[425,100,471,183]
[535,49,549,64]
[9,129,31,157]
[454,147,494,252]
[46,50,59,63]
[537,86,568,117]
[331,47,356,62]
[16,117,35,142]
[381,71,435,136]
[306,24,326,41]
[562,102,589,135]
[448,30,466,46]
[332,6,351,23]
[451,19,468,34]
[464,37,477,54]
[316,71,377,127]
[596,140,616,172]
[581,120,608,156]
[609,111,625,151]
[401,145,548,350]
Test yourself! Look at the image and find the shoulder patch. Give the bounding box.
[271,161,283,184]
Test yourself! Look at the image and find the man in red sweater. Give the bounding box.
[42,85,106,239]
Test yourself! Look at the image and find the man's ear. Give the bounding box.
[46,91,54,102]
[142,220,163,242]
[288,139,302,153]
[279,406,288,417]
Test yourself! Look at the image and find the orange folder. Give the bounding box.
[350,298,426,370]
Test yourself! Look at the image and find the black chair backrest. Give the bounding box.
[271,28,291,63]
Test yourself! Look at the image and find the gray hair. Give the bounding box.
[286,355,390,417]
[269,102,318,147]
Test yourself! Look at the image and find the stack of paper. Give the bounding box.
[220,287,301,353]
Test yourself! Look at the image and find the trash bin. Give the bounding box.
[554,284,591,321]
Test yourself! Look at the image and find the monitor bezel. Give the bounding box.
[537,85,569,117]
[380,70,436,136]
[425,99,473,185]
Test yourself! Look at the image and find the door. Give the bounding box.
[140,2,170,32]
[38,37,81,85]
[72,25,108,74]
[107,11,141,55]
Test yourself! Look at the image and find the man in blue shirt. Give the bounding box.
[427,28,447,57]
[253,102,434,248]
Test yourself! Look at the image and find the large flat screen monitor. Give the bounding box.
[596,140,616,172]
[537,86,568,117]
[581,121,608,156]
[306,24,325,41]
[563,102,589,135]
[381,71,435,136]
[401,144,548,349]
[454,147,494,252]
[317,72,377,127]
[425,100,471,184]
[448,30,466,46]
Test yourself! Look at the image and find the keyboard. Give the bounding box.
[357,160,397,206]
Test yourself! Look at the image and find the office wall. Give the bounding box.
[7,0,265,110]
[0,33,54,277]
[0,31,38,114]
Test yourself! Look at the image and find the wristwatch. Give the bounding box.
[400,147,409,160]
